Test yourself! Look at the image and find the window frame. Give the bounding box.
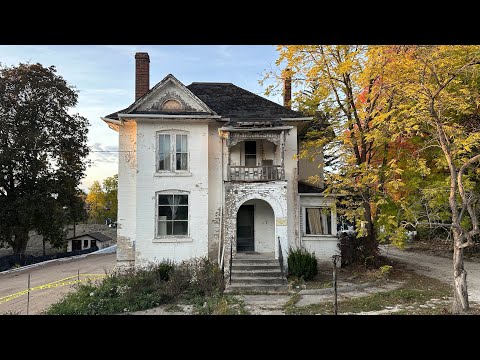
[302,206,335,236]
[154,190,191,241]
[155,130,190,175]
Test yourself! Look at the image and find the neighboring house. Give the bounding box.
[102,52,338,279]
[67,232,114,252]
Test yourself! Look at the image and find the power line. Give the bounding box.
[1,148,133,152]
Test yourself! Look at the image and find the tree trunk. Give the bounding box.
[362,197,379,267]
[452,232,469,313]
[12,228,29,257]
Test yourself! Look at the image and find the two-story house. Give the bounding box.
[102,52,339,290]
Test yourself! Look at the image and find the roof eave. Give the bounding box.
[102,117,123,132]
[280,117,314,121]
[117,113,222,120]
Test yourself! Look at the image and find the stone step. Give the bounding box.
[230,277,286,285]
[231,264,280,271]
[232,274,284,285]
[225,284,290,294]
[232,258,279,265]
[231,270,283,278]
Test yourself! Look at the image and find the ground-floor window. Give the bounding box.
[157,193,189,236]
[305,207,332,235]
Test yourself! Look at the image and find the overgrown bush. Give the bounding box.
[338,232,379,268]
[287,247,318,281]
[46,257,224,315]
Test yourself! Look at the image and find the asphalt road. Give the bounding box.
[382,245,480,303]
[0,253,116,315]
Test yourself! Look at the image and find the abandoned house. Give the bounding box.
[102,52,338,290]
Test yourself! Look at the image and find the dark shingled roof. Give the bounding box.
[104,81,306,121]
[69,232,113,242]
[186,83,305,120]
[298,181,324,194]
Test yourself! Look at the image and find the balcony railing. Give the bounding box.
[228,165,285,181]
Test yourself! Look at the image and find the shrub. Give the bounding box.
[338,232,380,268]
[46,257,225,315]
[155,261,174,281]
[287,247,318,281]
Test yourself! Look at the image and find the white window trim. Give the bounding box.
[155,130,191,176]
[302,206,337,237]
[154,190,191,241]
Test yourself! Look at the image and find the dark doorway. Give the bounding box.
[244,141,257,167]
[237,205,255,252]
[72,240,82,251]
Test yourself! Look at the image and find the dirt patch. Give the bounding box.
[285,268,454,315]
[404,237,480,262]
[383,245,480,303]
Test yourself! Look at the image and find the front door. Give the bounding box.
[72,240,81,251]
[237,205,254,252]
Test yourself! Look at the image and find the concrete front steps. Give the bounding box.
[225,254,289,293]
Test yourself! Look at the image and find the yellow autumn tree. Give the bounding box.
[86,180,106,224]
[264,45,407,265]
[387,45,480,313]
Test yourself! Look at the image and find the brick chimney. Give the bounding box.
[135,52,150,101]
[283,68,292,109]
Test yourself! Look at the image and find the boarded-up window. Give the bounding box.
[306,208,332,235]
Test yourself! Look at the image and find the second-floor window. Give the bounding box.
[158,133,189,172]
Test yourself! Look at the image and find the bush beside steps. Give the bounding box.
[287,247,318,281]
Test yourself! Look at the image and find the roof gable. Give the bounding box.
[126,74,215,115]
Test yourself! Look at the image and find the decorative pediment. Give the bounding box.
[128,74,215,114]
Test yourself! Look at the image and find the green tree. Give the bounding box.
[0,63,90,256]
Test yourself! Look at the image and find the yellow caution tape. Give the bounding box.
[0,274,107,305]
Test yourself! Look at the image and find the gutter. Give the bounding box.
[219,126,294,132]
[117,113,222,119]
[280,117,314,121]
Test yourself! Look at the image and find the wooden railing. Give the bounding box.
[228,165,285,181]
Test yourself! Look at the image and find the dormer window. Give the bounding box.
[162,99,182,111]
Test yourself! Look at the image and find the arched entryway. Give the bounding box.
[236,199,275,254]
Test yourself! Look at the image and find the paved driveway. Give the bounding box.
[0,253,115,315]
[382,245,480,303]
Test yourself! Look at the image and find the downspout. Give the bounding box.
[218,136,225,270]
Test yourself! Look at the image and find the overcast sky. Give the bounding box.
[0,45,283,191]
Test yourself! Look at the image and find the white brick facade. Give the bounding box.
[106,73,339,270]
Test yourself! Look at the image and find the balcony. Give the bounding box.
[228,165,285,182]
